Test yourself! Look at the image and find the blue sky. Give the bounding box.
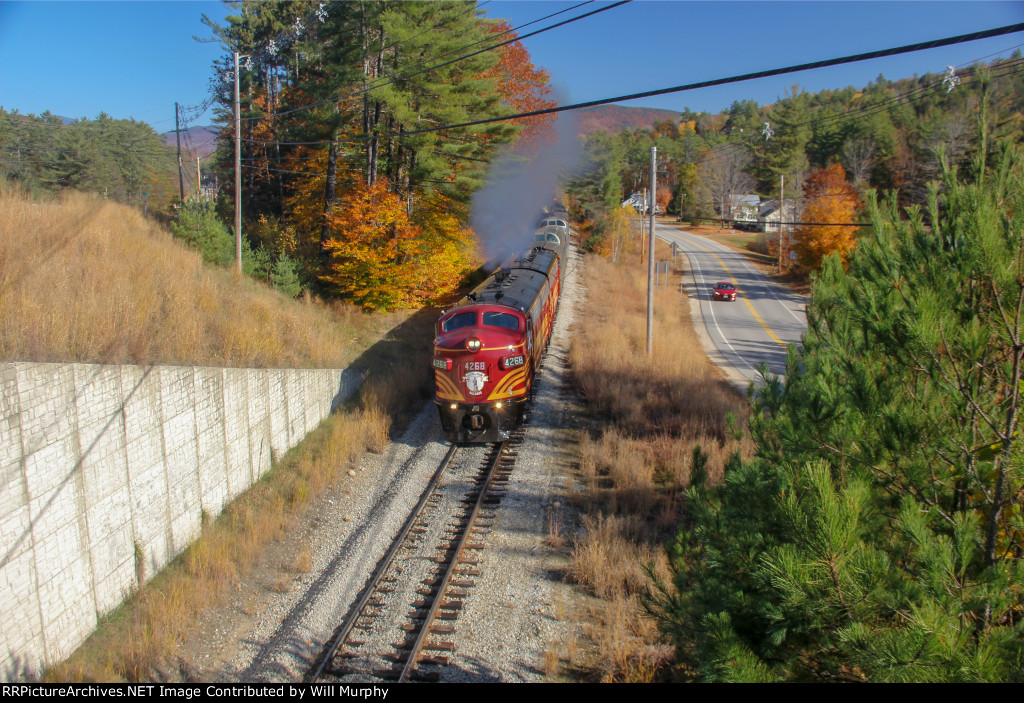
[0,0,1022,134]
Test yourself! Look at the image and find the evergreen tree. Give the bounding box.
[753,86,811,193]
[0,108,176,206]
[648,142,1024,682]
[270,253,302,298]
[172,200,235,266]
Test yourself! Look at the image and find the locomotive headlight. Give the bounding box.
[450,404,458,410]
[466,337,482,352]
[495,402,503,409]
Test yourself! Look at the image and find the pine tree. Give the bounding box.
[753,86,811,192]
[648,141,1024,682]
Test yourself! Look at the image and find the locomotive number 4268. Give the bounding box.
[465,361,486,371]
[503,355,525,369]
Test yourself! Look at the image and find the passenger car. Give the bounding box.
[713,282,737,301]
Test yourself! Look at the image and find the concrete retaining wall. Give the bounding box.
[0,361,358,679]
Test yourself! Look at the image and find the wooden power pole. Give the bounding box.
[234,51,243,275]
[778,174,784,271]
[175,102,184,203]
[646,146,656,356]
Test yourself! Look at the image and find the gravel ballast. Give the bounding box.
[179,245,588,683]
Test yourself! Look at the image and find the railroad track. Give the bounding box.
[307,432,523,683]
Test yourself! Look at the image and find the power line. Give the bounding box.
[702,55,1024,167]
[248,0,573,121]
[707,218,870,227]
[793,54,1024,134]
[213,0,506,124]
[242,21,1024,148]
[244,0,623,124]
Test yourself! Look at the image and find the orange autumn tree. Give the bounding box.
[483,20,557,150]
[656,184,673,213]
[321,178,425,310]
[793,163,862,269]
[280,146,332,266]
[286,139,478,311]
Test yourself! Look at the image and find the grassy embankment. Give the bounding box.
[562,234,752,682]
[0,185,436,680]
[1,185,375,368]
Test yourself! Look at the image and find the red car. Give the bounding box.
[713,282,737,301]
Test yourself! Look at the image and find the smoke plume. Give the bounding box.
[469,105,581,265]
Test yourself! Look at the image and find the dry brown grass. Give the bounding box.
[566,243,751,682]
[292,545,313,574]
[0,184,375,368]
[19,180,443,680]
[570,514,665,601]
[31,192,443,681]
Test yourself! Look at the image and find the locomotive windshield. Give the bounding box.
[482,311,520,330]
[442,311,476,332]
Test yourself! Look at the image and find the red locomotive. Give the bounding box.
[433,211,568,443]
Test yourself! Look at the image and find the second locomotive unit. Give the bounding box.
[433,210,568,443]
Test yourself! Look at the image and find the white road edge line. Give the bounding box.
[662,226,806,326]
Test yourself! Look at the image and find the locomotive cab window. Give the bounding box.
[442,311,476,332]
[482,311,520,330]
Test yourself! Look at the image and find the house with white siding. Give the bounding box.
[758,198,798,233]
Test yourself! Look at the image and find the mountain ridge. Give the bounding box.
[159,104,683,155]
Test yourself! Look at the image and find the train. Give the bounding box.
[432,203,570,443]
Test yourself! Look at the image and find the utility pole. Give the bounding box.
[640,188,647,265]
[778,174,784,271]
[234,51,243,275]
[646,146,656,357]
[175,102,184,202]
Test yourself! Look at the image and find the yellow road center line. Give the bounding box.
[672,233,787,348]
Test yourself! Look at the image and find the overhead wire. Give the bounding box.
[790,52,1024,133]
[241,21,1024,148]
[198,1,622,189]
[695,50,1024,169]
[667,42,1024,173]
[244,0,623,124]
[181,0,593,176]
[9,17,1024,208]
[205,0,502,125]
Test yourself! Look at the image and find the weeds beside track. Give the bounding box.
[565,242,751,682]
[13,181,441,681]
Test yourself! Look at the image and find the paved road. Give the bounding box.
[656,223,808,387]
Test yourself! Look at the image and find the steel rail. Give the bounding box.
[307,443,460,683]
[397,440,508,682]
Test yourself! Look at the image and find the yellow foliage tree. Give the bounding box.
[793,163,861,270]
[678,119,697,135]
[319,180,475,310]
[281,147,330,264]
[409,190,479,304]
[321,178,425,310]
[606,205,635,263]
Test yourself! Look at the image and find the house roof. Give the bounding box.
[758,198,796,217]
[727,194,761,207]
